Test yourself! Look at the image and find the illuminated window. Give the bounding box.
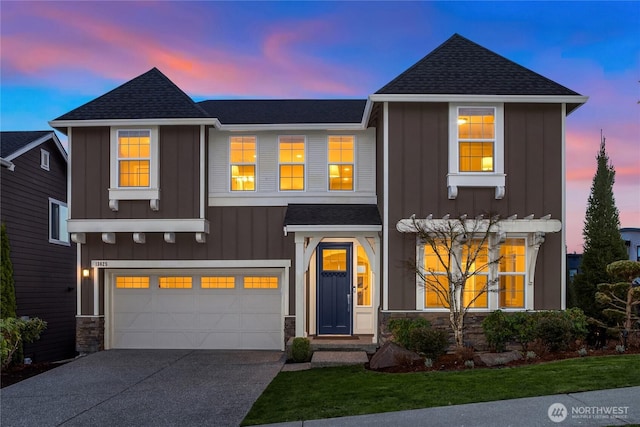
[244,277,278,289]
[357,246,371,306]
[322,249,347,271]
[328,136,354,191]
[159,277,192,289]
[116,277,150,289]
[279,136,305,191]
[458,108,495,172]
[230,136,256,191]
[423,242,450,308]
[118,130,151,187]
[461,242,489,308]
[499,238,526,308]
[201,277,235,289]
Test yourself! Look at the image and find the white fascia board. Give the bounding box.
[360,98,374,127]
[284,224,382,234]
[49,118,222,129]
[218,123,365,132]
[91,259,291,269]
[68,218,210,233]
[0,157,15,171]
[5,132,68,163]
[369,94,589,106]
[396,218,562,234]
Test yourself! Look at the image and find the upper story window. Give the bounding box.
[458,107,495,172]
[448,104,505,199]
[328,136,354,191]
[49,198,69,245]
[109,127,159,209]
[118,130,150,187]
[279,136,305,191]
[40,149,50,171]
[230,136,256,191]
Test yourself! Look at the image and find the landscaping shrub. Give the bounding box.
[481,310,511,352]
[509,312,537,352]
[565,307,589,342]
[534,311,573,352]
[290,337,311,363]
[0,317,47,369]
[388,317,431,349]
[408,326,448,360]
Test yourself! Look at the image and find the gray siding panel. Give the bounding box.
[1,139,76,362]
[386,102,563,310]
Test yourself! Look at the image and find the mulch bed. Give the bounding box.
[368,345,640,373]
[1,362,67,388]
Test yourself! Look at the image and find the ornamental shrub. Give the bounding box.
[481,310,511,352]
[408,326,449,360]
[290,337,311,363]
[388,317,431,349]
[0,317,47,369]
[509,312,537,352]
[534,311,573,352]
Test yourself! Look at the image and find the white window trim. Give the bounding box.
[109,127,159,210]
[40,149,50,171]
[49,197,70,246]
[327,135,356,192]
[447,103,505,199]
[229,135,257,192]
[416,234,533,312]
[278,135,306,192]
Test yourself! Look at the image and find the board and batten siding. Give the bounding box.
[70,126,201,220]
[384,102,564,310]
[78,205,295,315]
[1,139,76,362]
[208,128,377,205]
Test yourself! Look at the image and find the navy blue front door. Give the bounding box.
[317,243,352,335]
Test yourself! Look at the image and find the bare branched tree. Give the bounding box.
[407,214,503,347]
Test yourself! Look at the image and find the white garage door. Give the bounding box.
[111,270,283,350]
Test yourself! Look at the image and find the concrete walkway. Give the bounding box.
[257,386,640,427]
[1,349,285,427]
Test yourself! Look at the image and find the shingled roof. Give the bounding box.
[198,99,366,124]
[1,131,55,158]
[53,68,210,121]
[284,204,382,227]
[376,34,582,97]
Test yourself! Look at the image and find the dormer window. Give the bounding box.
[109,127,159,210]
[448,104,505,199]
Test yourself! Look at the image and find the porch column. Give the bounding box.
[373,236,381,342]
[294,235,305,337]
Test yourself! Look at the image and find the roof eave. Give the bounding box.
[4,132,67,163]
[369,94,588,105]
[217,122,366,131]
[49,118,222,134]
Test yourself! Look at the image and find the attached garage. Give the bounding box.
[105,268,285,350]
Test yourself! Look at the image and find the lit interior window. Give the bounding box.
[279,136,305,191]
[458,108,495,172]
[244,277,278,289]
[201,277,235,289]
[116,277,150,289]
[230,136,256,191]
[499,238,526,308]
[328,136,354,190]
[461,242,489,308]
[423,243,449,308]
[159,277,192,289]
[118,130,151,187]
[357,246,371,306]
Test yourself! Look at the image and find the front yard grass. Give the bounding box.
[242,354,640,425]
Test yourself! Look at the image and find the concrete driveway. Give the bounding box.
[1,349,285,427]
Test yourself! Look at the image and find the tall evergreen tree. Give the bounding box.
[1,223,17,319]
[572,134,627,319]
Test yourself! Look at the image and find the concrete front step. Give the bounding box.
[310,351,369,368]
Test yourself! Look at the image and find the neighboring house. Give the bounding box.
[620,228,640,261]
[566,253,583,283]
[0,131,76,362]
[49,34,587,352]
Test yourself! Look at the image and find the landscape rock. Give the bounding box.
[475,350,522,367]
[369,341,422,370]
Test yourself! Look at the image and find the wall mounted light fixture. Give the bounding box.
[82,269,90,278]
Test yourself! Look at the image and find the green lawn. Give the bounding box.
[242,354,640,426]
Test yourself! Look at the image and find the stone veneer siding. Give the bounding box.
[284,316,296,346]
[379,311,491,351]
[76,316,104,353]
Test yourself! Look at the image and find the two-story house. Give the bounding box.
[49,34,586,353]
[1,131,77,362]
